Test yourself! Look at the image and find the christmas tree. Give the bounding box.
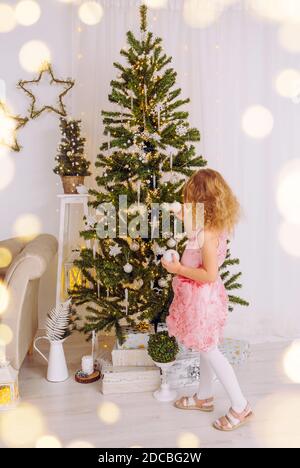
[70,5,248,343]
[53,117,91,177]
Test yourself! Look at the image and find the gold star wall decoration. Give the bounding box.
[0,100,28,152]
[18,63,75,119]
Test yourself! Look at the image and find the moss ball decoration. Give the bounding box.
[147,331,179,363]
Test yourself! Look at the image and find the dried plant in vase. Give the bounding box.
[34,299,78,382]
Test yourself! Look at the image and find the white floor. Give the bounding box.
[4,336,300,448]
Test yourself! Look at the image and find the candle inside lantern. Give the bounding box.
[81,355,94,376]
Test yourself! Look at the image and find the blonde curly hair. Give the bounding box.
[183,168,240,234]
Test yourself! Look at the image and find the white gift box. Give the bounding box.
[112,347,154,367]
[100,365,160,394]
[116,325,153,350]
[167,346,200,389]
[219,338,250,366]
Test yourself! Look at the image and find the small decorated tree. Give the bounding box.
[54,117,91,193]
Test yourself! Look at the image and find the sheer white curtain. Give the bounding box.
[70,0,300,341]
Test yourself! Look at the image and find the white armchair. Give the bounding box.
[0,234,58,369]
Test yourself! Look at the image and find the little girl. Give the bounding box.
[162,168,252,431]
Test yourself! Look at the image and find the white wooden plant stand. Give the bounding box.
[55,194,90,308]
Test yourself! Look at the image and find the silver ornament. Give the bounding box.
[130,242,139,252]
[163,249,180,263]
[167,238,177,248]
[187,365,201,381]
[109,244,122,257]
[158,278,167,288]
[176,124,188,137]
[124,263,133,273]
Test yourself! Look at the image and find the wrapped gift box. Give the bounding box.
[167,347,200,389]
[183,339,251,385]
[116,324,154,350]
[112,347,154,367]
[220,338,250,366]
[100,365,160,395]
[158,324,250,365]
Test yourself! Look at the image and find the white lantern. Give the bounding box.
[0,360,19,411]
[63,249,83,294]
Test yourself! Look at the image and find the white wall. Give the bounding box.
[0,1,75,323]
[1,1,300,340]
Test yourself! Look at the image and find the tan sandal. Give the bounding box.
[174,394,214,412]
[212,403,253,431]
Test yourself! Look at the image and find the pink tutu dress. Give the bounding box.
[166,230,228,352]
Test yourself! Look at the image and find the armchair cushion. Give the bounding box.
[1,234,58,369]
[5,234,58,284]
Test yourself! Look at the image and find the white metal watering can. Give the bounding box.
[34,337,69,382]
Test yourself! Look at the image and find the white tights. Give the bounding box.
[197,346,247,413]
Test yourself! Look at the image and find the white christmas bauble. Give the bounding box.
[130,242,139,252]
[123,263,133,273]
[167,238,177,248]
[158,278,168,288]
[163,249,180,263]
[170,201,182,214]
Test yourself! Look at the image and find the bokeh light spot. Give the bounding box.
[0,153,15,190]
[278,23,300,54]
[276,159,300,224]
[183,0,222,28]
[177,432,200,448]
[35,435,62,448]
[248,0,300,23]
[0,247,12,268]
[15,1,41,26]
[252,391,300,448]
[78,1,104,25]
[66,440,95,448]
[219,0,239,5]
[278,221,300,257]
[0,323,13,345]
[0,284,10,316]
[0,104,19,149]
[19,40,51,73]
[283,341,300,383]
[242,105,274,139]
[13,213,41,241]
[97,402,120,424]
[0,4,16,33]
[0,403,45,447]
[144,0,168,9]
[275,69,300,99]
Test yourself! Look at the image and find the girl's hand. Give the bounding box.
[161,255,182,274]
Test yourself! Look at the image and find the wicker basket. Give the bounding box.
[61,176,84,194]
